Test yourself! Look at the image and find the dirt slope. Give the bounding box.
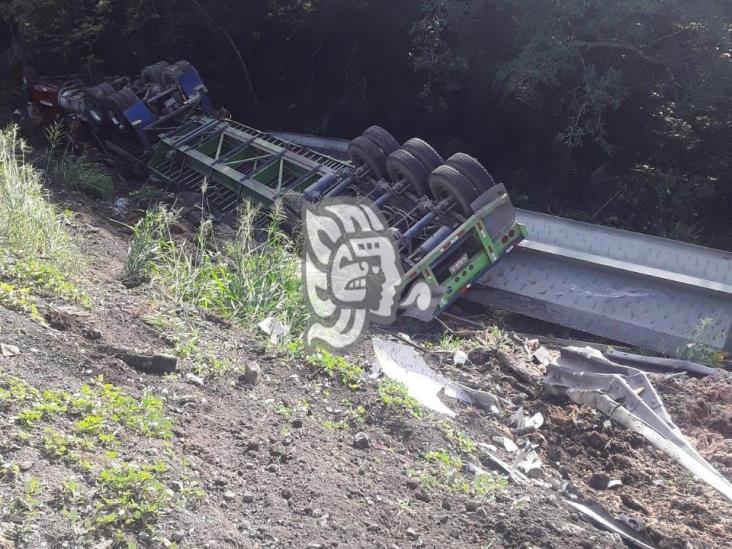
[0,192,730,548]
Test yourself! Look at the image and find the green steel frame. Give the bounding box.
[149,115,349,211]
[146,113,526,315]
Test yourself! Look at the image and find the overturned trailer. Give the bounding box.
[27,60,525,319]
[266,134,732,357]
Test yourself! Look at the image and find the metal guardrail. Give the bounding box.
[269,131,732,355]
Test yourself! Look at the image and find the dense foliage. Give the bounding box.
[1,0,731,248]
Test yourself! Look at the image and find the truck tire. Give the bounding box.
[429,165,479,217]
[363,126,400,156]
[90,82,116,99]
[445,153,496,193]
[386,148,430,195]
[83,92,105,127]
[349,135,387,180]
[106,92,131,131]
[173,60,194,74]
[161,64,185,88]
[402,138,443,172]
[119,87,139,107]
[142,61,169,85]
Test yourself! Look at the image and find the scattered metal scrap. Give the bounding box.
[545,346,732,503]
[371,338,504,416]
[562,498,656,549]
[604,350,718,377]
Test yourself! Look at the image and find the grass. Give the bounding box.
[415,449,507,497]
[306,350,364,389]
[123,201,306,343]
[322,403,366,431]
[677,318,725,367]
[378,379,422,417]
[0,371,200,546]
[438,333,464,351]
[53,155,113,199]
[45,121,113,200]
[0,125,75,267]
[440,421,477,454]
[122,207,178,287]
[0,125,88,319]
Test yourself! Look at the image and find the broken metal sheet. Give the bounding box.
[531,346,555,366]
[477,444,532,486]
[0,343,20,357]
[509,407,544,431]
[513,445,543,478]
[604,350,717,377]
[371,338,502,416]
[453,349,468,365]
[563,498,656,549]
[546,347,732,504]
[258,316,288,345]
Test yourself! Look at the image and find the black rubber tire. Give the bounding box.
[173,60,194,74]
[83,92,105,127]
[402,138,443,172]
[90,82,116,99]
[162,65,185,88]
[142,61,169,85]
[105,92,131,131]
[119,87,139,108]
[429,165,479,217]
[363,126,400,156]
[445,153,496,193]
[348,135,388,180]
[386,149,430,195]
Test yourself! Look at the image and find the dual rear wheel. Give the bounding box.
[348,126,496,215]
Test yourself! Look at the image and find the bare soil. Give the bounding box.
[0,190,730,548]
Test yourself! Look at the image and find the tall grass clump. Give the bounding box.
[45,121,113,199]
[121,207,178,287]
[0,125,75,267]
[54,155,113,199]
[124,201,306,340]
[0,125,88,315]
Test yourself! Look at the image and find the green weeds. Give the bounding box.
[378,379,422,417]
[307,350,364,389]
[0,125,87,319]
[93,461,170,535]
[0,256,89,319]
[122,206,178,287]
[124,201,306,343]
[416,449,507,497]
[678,318,725,367]
[440,421,477,453]
[0,125,76,267]
[53,155,113,199]
[0,370,199,545]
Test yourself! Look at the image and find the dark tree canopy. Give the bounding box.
[1,0,731,248]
